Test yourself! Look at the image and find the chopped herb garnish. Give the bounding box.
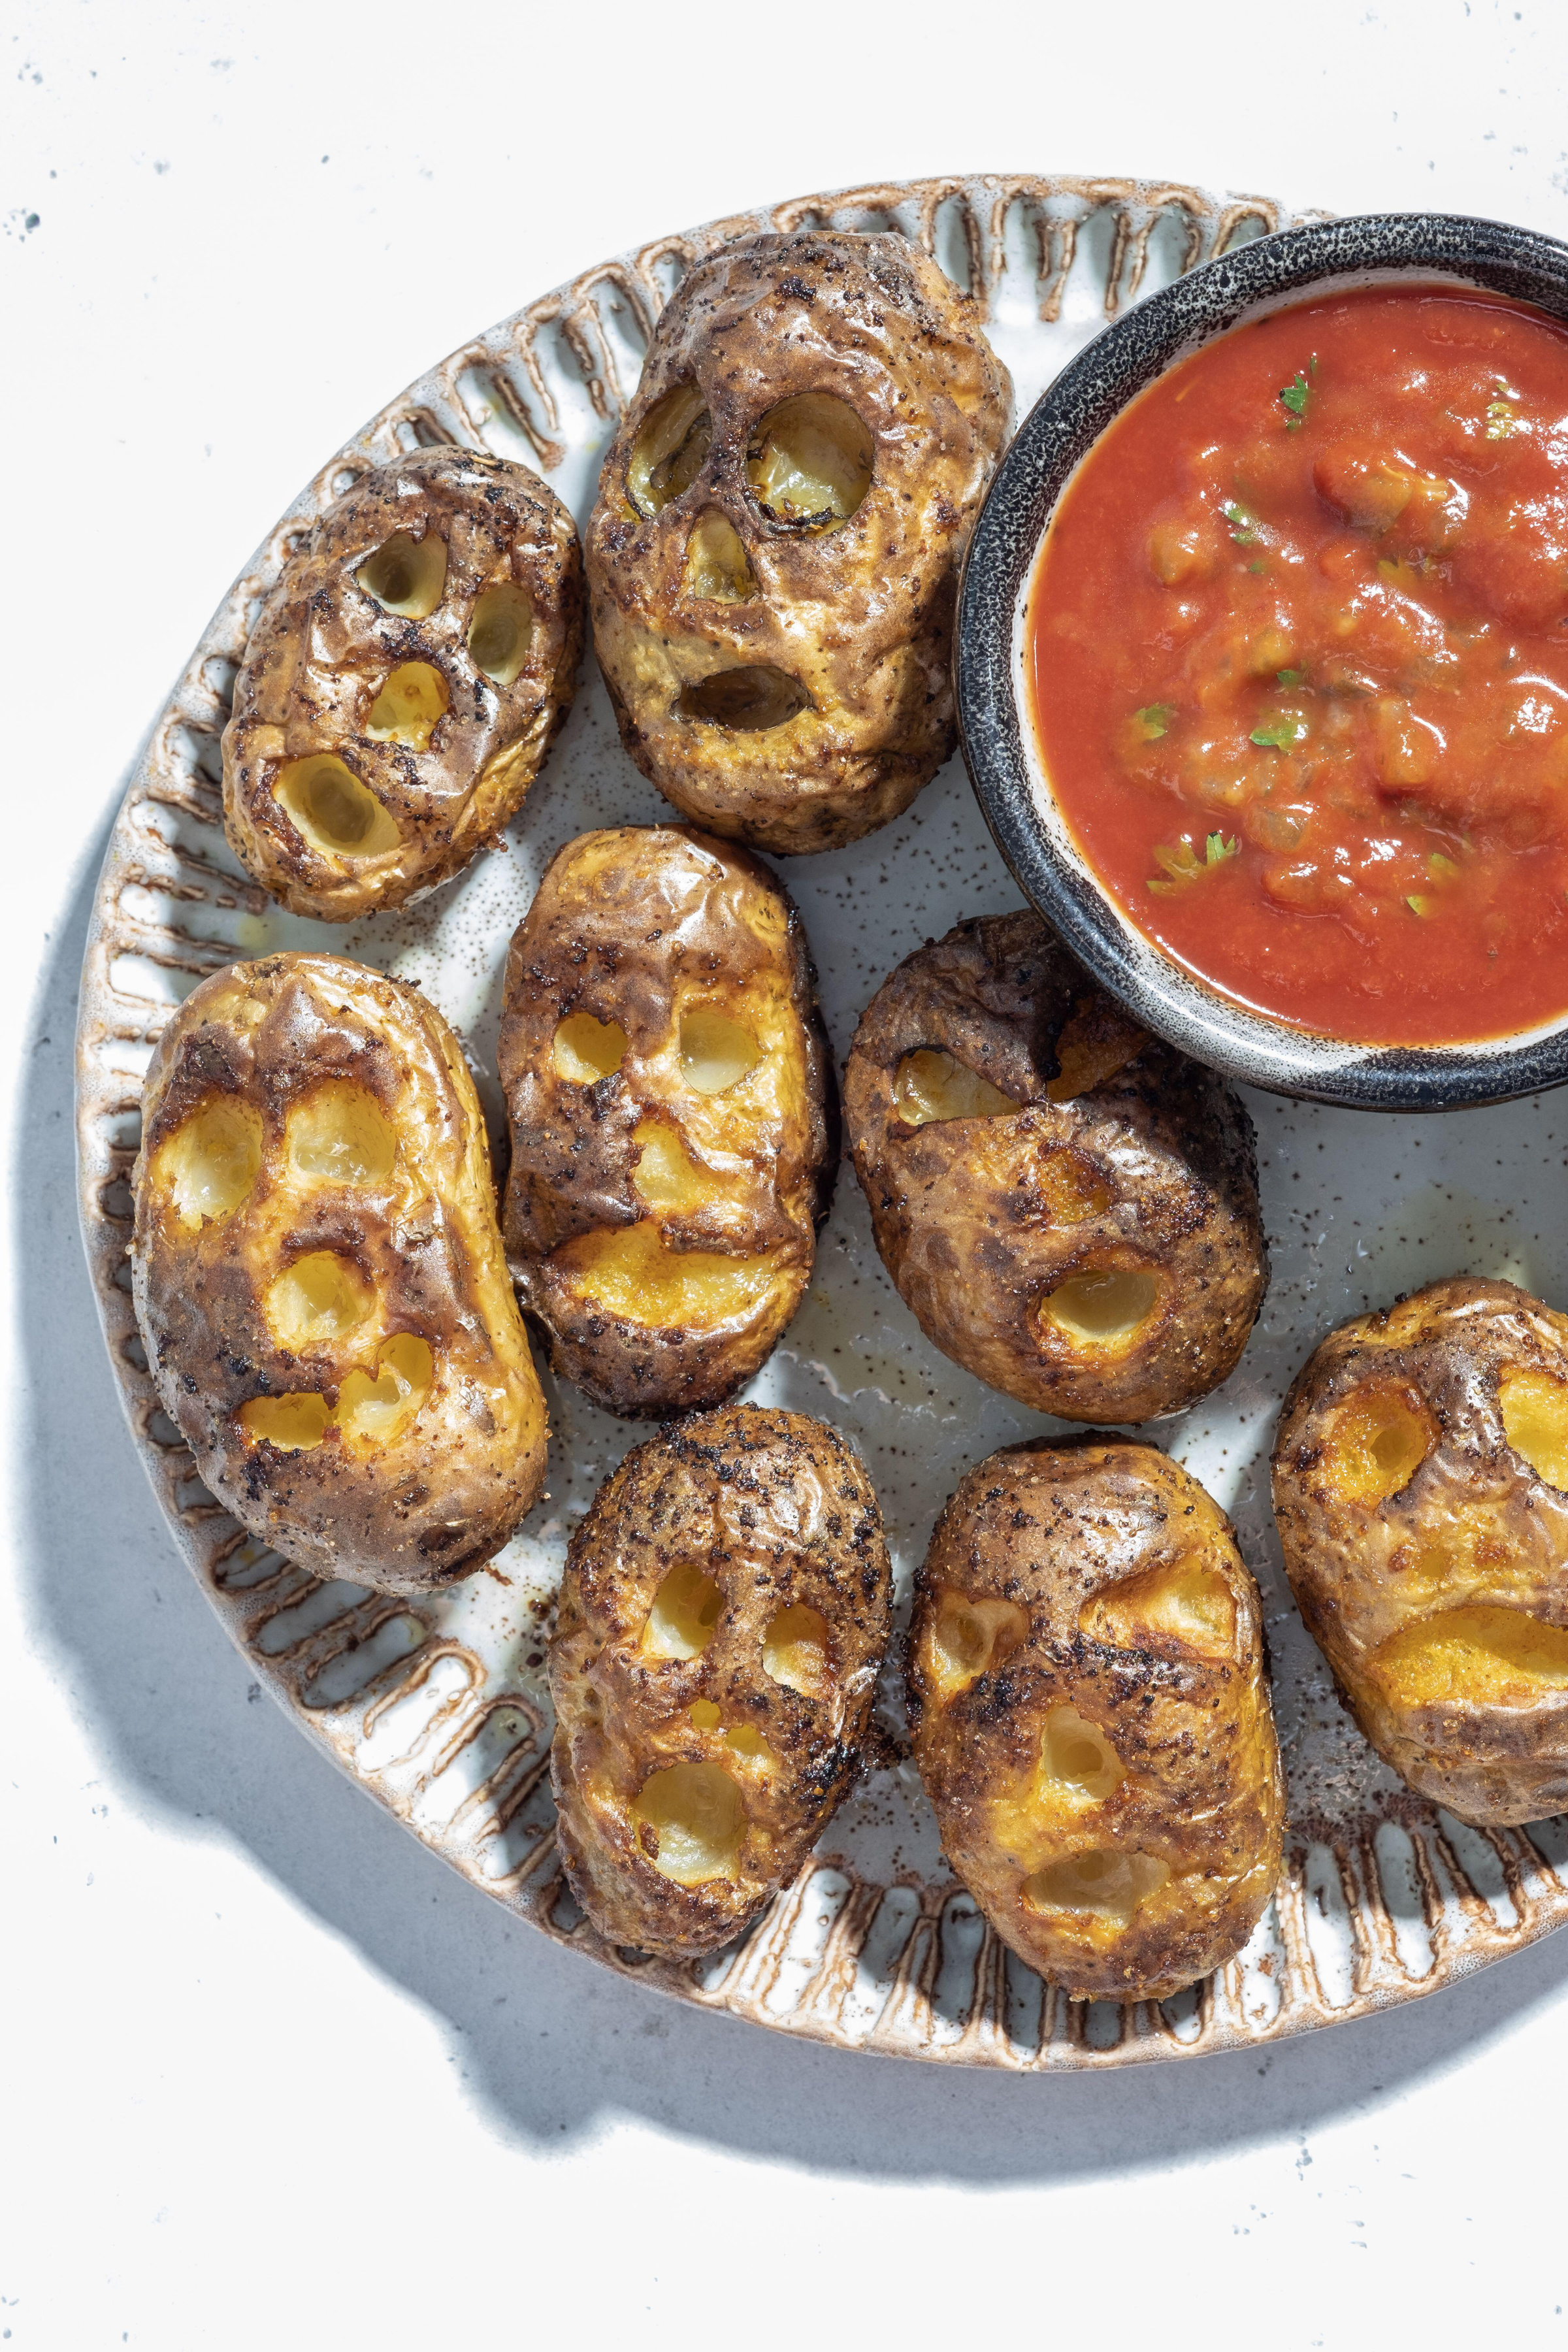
[1205,832,1239,866]
[1250,711,1308,750]
[1277,667,1307,687]
[1278,368,1313,429]
[1223,500,1258,545]
[1134,702,1176,740]
[1428,851,1462,883]
[1248,559,1266,574]
[1486,397,1519,440]
[1406,894,1433,917]
[1147,834,1237,894]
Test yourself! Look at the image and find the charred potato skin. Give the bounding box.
[909,1441,1284,2001]
[497,825,836,1418]
[549,1407,894,1957]
[845,912,1268,1422]
[223,447,584,919]
[1273,1275,1568,1824]
[587,231,1012,857]
[131,953,547,1593]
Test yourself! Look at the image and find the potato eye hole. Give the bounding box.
[1036,1148,1113,1227]
[674,666,811,732]
[272,755,401,859]
[683,512,757,604]
[632,1121,727,1215]
[1369,1606,1568,1709]
[892,1048,1021,1129]
[762,1604,831,1698]
[1499,1367,1568,1491]
[238,1392,333,1452]
[157,1097,263,1230]
[552,1013,628,1084]
[745,393,873,528]
[1021,1849,1169,1926]
[1325,1382,1437,1507]
[629,1761,745,1886]
[640,1563,724,1661]
[1039,1706,1124,1803]
[679,1007,763,1095]
[929,1590,1027,1695]
[1079,1556,1239,1662]
[336,1333,433,1443]
[355,529,448,619]
[1039,1268,1162,1352]
[555,1223,782,1333]
[266,1250,374,1349]
[1045,999,1147,1103]
[363,661,449,750]
[628,382,712,517]
[467,583,534,684]
[287,1084,397,1186]
[686,1702,776,1767]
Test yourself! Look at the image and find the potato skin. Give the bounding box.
[1273,1275,1568,1824]
[131,953,547,1593]
[224,446,583,919]
[845,912,1267,1422]
[549,1407,893,1957]
[497,825,836,1418]
[909,1441,1284,2001]
[587,231,1011,856]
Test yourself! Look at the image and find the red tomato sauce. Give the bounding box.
[1028,285,1568,1047]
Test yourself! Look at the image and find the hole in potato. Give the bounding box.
[1045,1000,1148,1103]
[631,1122,723,1215]
[1039,1268,1160,1349]
[157,1097,263,1229]
[679,1008,763,1095]
[640,1563,723,1661]
[762,1603,830,1698]
[287,1084,397,1186]
[1081,1556,1238,1661]
[1326,1382,1437,1506]
[1036,1148,1113,1226]
[928,1590,1028,1696]
[627,382,712,517]
[674,666,811,731]
[1499,1367,1568,1490]
[892,1048,1021,1128]
[725,1723,776,1765]
[336,1332,433,1444]
[555,1222,782,1331]
[1039,1706,1125,1803]
[267,1251,374,1349]
[553,1012,628,1084]
[1021,1848,1169,1924]
[272,755,400,858]
[745,393,873,527]
[355,529,448,618]
[630,1761,745,1886]
[238,1391,332,1451]
[466,582,534,684]
[687,1698,723,1729]
[363,660,449,749]
[683,512,757,603]
[1369,1605,1568,1707]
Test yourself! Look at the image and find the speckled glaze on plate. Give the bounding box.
[76,176,1568,2068]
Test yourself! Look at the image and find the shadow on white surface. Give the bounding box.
[24,823,1568,2185]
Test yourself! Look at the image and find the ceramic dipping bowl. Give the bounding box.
[956,210,1568,1111]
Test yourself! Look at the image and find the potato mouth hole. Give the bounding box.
[762,1603,830,1698]
[1021,1849,1169,1925]
[1499,1367,1568,1491]
[893,1048,1021,1128]
[553,1012,628,1084]
[679,1007,763,1094]
[641,1563,723,1662]
[364,660,448,749]
[746,393,873,527]
[1036,1148,1113,1226]
[1080,1556,1238,1662]
[554,1222,781,1332]
[1370,1605,1568,1708]
[683,512,757,603]
[930,1590,1027,1695]
[157,1097,263,1229]
[1326,1382,1436,1506]
[674,666,811,731]
[630,1761,745,1886]
[336,1332,433,1443]
[273,755,400,859]
[355,529,448,618]
[287,1084,397,1186]
[267,1250,374,1348]
[686,1701,776,1766]
[1039,1268,1161,1349]
[628,382,712,517]
[631,1121,726,1215]
[467,582,534,683]
[238,1391,333,1452]
[1039,1706,1124,1803]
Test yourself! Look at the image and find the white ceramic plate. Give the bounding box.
[75,173,1568,2068]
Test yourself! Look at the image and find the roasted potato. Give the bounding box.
[550,1405,893,1957]
[845,912,1267,1423]
[224,446,583,919]
[910,1439,1284,2001]
[131,952,547,1593]
[497,825,835,1419]
[586,231,1011,857]
[1273,1274,1568,1823]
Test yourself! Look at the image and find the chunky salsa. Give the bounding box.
[1028,284,1568,1046]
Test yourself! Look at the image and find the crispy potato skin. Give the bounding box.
[1273,1275,1568,1823]
[845,913,1267,1422]
[909,1441,1284,2001]
[497,825,836,1418]
[131,953,547,1593]
[587,231,1011,856]
[550,1407,893,1957]
[223,447,583,918]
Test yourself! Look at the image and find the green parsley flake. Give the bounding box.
[1278,368,1313,430]
[1223,501,1258,546]
[1147,834,1237,895]
[1250,710,1308,751]
[1276,667,1307,688]
[1406,894,1433,917]
[1134,702,1176,740]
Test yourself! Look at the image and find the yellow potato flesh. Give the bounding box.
[355,529,447,618]
[552,1013,628,1083]
[746,393,873,525]
[762,1603,830,1697]
[1039,1705,1125,1804]
[1081,1556,1238,1661]
[1040,1268,1160,1348]
[683,512,757,602]
[631,1122,724,1215]
[273,755,400,858]
[893,1047,1020,1128]
[466,583,534,684]
[238,1392,333,1451]
[1021,1849,1169,1925]
[556,1221,781,1331]
[364,661,448,749]
[1037,1149,1112,1226]
[928,1590,1028,1698]
[628,383,711,517]
[679,1008,763,1095]
[1327,1384,1435,1506]
[674,666,810,730]
[1499,1367,1568,1491]
[336,1332,433,1444]
[158,1097,263,1230]
[267,1251,374,1348]
[641,1563,724,1661]
[1370,1606,1568,1708]
[287,1084,397,1186]
[630,1761,745,1886]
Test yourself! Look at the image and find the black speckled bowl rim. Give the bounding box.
[957,210,1568,1112]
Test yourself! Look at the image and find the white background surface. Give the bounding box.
[7,4,1568,2345]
